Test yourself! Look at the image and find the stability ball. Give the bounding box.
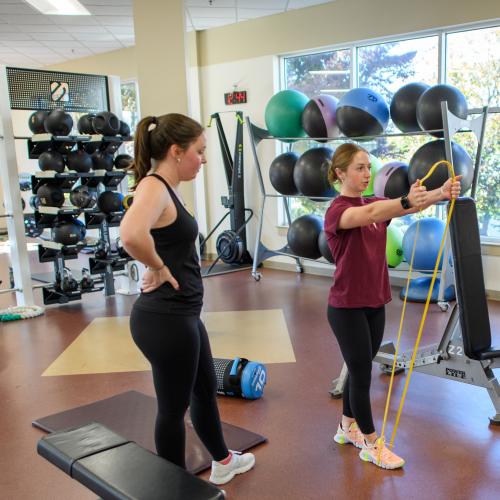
[362,155,383,197]
[293,147,337,199]
[402,217,445,271]
[318,230,334,263]
[386,224,404,268]
[265,89,309,141]
[416,84,468,137]
[287,214,323,259]
[373,161,410,199]
[301,94,339,141]
[336,88,390,137]
[408,139,473,193]
[390,82,430,132]
[269,151,300,195]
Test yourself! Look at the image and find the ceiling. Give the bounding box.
[0,0,332,68]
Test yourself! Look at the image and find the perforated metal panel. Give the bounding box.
[7,67,109,112]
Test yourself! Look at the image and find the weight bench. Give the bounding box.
[331,197,500,424]
[37,422,225,500]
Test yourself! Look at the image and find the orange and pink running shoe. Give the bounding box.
[359,438,405,469]
[333,421,364,449]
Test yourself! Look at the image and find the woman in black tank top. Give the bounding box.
[120,114,255,485]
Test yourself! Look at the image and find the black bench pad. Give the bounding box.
[38,422,224,500]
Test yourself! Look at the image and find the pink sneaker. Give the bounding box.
[359,439,405,469]
[333,421,364,449]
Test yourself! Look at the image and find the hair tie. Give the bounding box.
[148,116,158,132]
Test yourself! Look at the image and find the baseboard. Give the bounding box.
[263,260,500,301]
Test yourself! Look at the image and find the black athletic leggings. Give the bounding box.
[130,307,229,468]
[327,305,385,435]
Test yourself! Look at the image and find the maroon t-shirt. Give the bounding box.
[324,195,392,308]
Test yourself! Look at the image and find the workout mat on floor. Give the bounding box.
[32,390,266,474]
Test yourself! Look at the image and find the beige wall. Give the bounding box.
[198,0,500,66]
[47,46,137,81]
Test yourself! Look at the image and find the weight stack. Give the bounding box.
[213,357,267,400]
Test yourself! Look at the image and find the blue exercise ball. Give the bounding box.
[336,87,390,137]
[402,217,445,271]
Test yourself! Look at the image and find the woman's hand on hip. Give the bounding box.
[141,266,180,293]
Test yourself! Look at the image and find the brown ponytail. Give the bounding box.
[328,142,369,185]
[130,113,204,189]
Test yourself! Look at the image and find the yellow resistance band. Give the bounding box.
[377,160,456,457]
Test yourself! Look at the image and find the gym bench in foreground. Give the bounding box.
[37,422,225,500]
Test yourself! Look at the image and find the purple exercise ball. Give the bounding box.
[373,161,410,199]
[301,94,339,141]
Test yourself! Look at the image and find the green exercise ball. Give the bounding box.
[386,224,404,268]
[265,90,309,142]
[362,154,383,196]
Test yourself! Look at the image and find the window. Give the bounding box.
[278,24,500,243]
[120,80,140,189]
[446,26,500,240]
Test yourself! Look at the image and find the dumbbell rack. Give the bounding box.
[28,134,132,305]
[245,103,488,308]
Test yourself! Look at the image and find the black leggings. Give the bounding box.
[327,305,385,435]
[130,307,228,468]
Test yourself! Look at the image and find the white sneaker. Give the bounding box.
[209,450,255,485]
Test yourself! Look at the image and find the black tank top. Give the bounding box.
[133,174,203,316]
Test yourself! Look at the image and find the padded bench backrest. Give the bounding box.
[449,197,492,359]
[37,422,224,500]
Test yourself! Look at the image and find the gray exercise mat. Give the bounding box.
[33,390,266,474]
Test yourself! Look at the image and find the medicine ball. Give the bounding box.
[336,88,390,137]
[28,110,49,134]
[93,111,120,136]
[265,89,309,142]
[38,150,65,173]
[122,194,134,210]
[287,214,323,259]
[66,149,92,173]
[318,230,334,263]
[390,82,430,132]
[119,120,131,137]
[373,161,410,199]
[97,191,124,214]
[37,184,65,208]
[269,151,299,195]
[114,154,133,170]
[44,109,73,136]
[70,186,96,209]
[301,94,339,141]
[91,150,114,171]
[29,194,41,210]
[408,139,473,193]
[416,84,468,137]
[52,221,83,246]
[77,114,95,134]
[293,147,337,199]
[73,218,86,240]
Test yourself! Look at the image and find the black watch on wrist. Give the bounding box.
[400,195,411,210]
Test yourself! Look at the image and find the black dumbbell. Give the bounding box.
[94,240,110,259]
[80,268,94,290]
[59,268,79,293]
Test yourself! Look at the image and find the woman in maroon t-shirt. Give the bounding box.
[324,143,461,469]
